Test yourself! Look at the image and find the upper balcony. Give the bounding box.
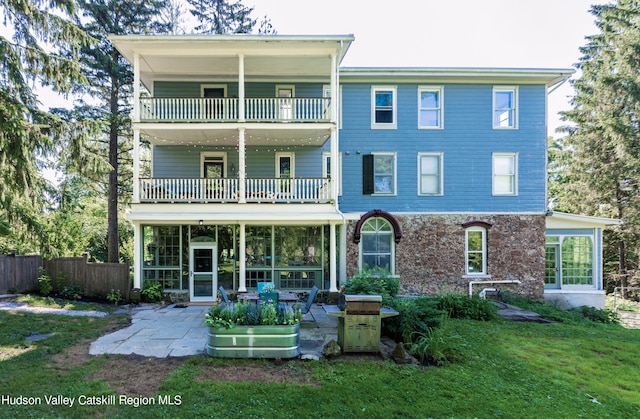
[139,96,330,123]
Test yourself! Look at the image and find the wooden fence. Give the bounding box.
[0,252,130,301]
[0,251,42,294]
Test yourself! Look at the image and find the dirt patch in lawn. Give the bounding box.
[196,362,320,386]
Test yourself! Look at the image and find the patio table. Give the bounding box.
[240,291,299,303]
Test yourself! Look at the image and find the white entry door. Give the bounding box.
[189,244,217,302]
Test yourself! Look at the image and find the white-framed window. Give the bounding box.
[493,86,518,129]
[322,152,342,195]
[418,86,443,129]
[275,152,295,178]
[371,86,397,129]
[360,217,394,273]
[363,152,396,195]
[465,227,487,275]
[492,152,518,196]
[418,152,443,196]
[546,235,595,288]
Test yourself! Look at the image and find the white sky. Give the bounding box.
[6,0,599,137]
[246,0,599,135]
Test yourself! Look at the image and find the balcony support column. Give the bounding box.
[238,223,247,292]
[133,221,141,289]
[238,127,246,203]
[329,222,338,292]
[133,128,140,203]
[238,54,245,122]
[330,53,339,202]
[133,53,140,122]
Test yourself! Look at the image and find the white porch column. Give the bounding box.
[238,127,246,203]
[239,223,247,292]
[329,222,338,292]
[133,221,141,289]
[330,53,339,202]
[133,53,140,122]
[133,128,140,203]
[238,53,245,122]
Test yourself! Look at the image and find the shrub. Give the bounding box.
[405,319,467,366]
[141,280,163,302]
[435,293,498,321]
[60,285,83,300]
[343,268,399,305]
[38,267,52,297]
[503,294,620,325]
[572,305,619,324]
[384,297,444,343]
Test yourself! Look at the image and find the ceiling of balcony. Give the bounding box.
[140,125,332,147]
[110,35,355,88]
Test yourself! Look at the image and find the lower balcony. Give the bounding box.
[139,177,333,204]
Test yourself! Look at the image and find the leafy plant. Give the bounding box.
[38,267,52,297]
[384,297,444,342]
[60,285,83,300]
[343,268,399,305]
[141,280,163,302]
[106,289,122,306]
[435,293,498,321]
[206,300,302,329]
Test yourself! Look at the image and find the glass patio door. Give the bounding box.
[545,244,560,289]
[189,243,218,302]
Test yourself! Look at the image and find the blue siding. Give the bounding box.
[153,81,324,98]
[338,83,547,213]
[153,146,324,178]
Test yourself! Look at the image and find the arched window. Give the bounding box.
[360,218,394,273]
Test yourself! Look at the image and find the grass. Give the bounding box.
[13,294,122,313]
[1,299,639,418]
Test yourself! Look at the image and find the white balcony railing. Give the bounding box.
[139,97,330,122]
[139,178,333,203]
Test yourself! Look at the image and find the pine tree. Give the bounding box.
[0,0,97,254]
[557,0,640,290]
[73,0,171,263]
[187,0,274,34]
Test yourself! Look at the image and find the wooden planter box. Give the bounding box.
[207,324,300,358]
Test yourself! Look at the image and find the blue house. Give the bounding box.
[110,34,611,308]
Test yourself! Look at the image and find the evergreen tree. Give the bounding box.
[72,0,171,263]
[187,0,275,34]
[556,0,640,290]
[0,0,98,254]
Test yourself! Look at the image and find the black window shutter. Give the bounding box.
[363,154,374,194]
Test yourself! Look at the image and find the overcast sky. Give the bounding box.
[246,0,600,135]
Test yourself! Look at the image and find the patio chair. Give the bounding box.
[218,286,230,304]
[300,285,319,315]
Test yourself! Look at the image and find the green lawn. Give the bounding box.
[1,302,639,418]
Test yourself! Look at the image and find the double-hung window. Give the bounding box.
[418,86,443,129]
[418,153,443,195]
[493,86,517,129]
[363,153,396,195]
[371,86,397,129]
[465,227,487,275]
[492,153,518,196]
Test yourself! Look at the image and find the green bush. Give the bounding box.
[343,268,399,305]
[141,280,163,302]
[60,285,83,300]
[384,297,444,343]
[435,293,498,321]
[503,294,620,325]
[38,267,52,296]
[572,305,619,324]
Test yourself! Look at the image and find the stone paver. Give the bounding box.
[89,303,338,358]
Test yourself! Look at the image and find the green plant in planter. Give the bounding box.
[141,280,163,302]
[206,299,302,329]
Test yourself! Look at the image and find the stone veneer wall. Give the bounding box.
[346,214,546,300]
